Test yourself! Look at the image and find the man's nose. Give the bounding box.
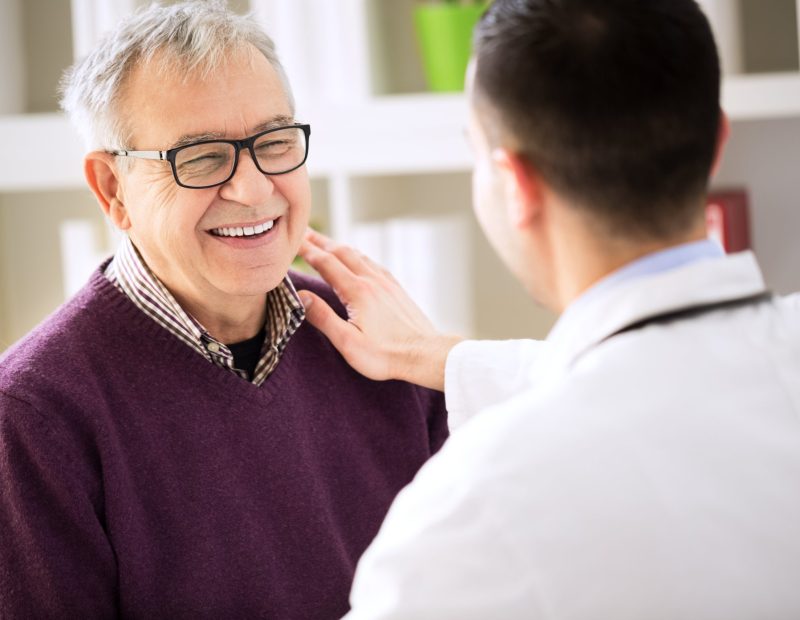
[219,148,275,204]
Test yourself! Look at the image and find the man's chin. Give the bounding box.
[219,266,290,297]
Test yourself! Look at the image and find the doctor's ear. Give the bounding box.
[710,111,730,179]
[491,148,544,228]
[84,152,131,231]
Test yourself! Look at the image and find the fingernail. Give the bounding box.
[298,291,313,308]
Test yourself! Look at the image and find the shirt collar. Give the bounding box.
[567,239,725,319]
[536,248,766,380]
[105,235,305,384]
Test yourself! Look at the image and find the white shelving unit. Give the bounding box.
[3,0,800,351]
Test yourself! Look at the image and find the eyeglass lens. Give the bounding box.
[173,127,307,188]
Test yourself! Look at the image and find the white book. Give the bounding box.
[350,221,387,266]
[250,0,317,119]
[70,0,136,61]
[251,0,373,116]
[59,219,117,298]
[384,215,472,335]
[311,0,373,104]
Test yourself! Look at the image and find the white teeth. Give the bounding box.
[211,219,275,238]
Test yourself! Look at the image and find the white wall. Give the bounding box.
[0,190,104,350]
[0,0,25,114]
[715,117,800,294]
[23,0,74,113]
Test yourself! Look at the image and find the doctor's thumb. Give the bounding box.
[298,290,314,309]
[299,290,347,348]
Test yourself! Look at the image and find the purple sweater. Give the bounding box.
[0,267,447,619]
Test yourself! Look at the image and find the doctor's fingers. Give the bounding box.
[299,239,370,302]
[303,228,378,277]
[303,228,401,284]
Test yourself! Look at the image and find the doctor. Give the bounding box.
[300,0,800,617]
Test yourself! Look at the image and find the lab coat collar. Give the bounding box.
[538,251,767,377]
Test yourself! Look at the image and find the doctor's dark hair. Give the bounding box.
[472,0,721,240]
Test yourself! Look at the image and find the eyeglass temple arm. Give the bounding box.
[110,149,167,160]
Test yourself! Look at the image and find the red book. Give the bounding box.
[705,189,751,253]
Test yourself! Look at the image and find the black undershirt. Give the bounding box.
[227,327,267,380]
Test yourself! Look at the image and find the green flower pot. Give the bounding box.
[414,3,486,92]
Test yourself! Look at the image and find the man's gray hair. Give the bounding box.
[60,0,295,151]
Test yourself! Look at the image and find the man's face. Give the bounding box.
[466,60,554,308]
[114,45,311,310]
[465,63,522,283]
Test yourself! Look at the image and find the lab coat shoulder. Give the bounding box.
[345,382,561,620]
[782,291,800,310]
[348,293,800,619]
[444,338,548,429]
[346,377,636,620]
[571,288,800,417]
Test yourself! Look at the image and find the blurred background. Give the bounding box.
[1,0,800,353]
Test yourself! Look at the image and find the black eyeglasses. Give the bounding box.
[110,123,311,189]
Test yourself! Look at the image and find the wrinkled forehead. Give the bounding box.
[117,44,292,148]
[136,40,255,84]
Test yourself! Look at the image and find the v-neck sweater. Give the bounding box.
[0,267,448,619]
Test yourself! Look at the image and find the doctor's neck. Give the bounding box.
[539,201,709,314]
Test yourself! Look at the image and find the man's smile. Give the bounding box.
[208,217,277,238]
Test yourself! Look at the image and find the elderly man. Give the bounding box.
[0,2,446,618]
[300,0,800,617]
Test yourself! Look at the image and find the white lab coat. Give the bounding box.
[346,251,800,619]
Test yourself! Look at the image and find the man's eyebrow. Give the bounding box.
[167,115,297,150]
[252,115,297,133]
[169,131,225,150]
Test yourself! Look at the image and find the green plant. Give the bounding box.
[414,1,486,91]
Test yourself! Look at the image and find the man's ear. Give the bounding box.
[491,148,544,229]
[84,152,131,230]
[710,110,730,179]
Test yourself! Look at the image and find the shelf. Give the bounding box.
[722,72,800,121]
[0,113,86,191]
[0,95,472,192]
[6,74,800,193]
[312,93,472,177]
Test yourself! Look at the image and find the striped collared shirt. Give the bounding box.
[105,236,305,386]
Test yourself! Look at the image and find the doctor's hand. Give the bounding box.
[297,229,463,392]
